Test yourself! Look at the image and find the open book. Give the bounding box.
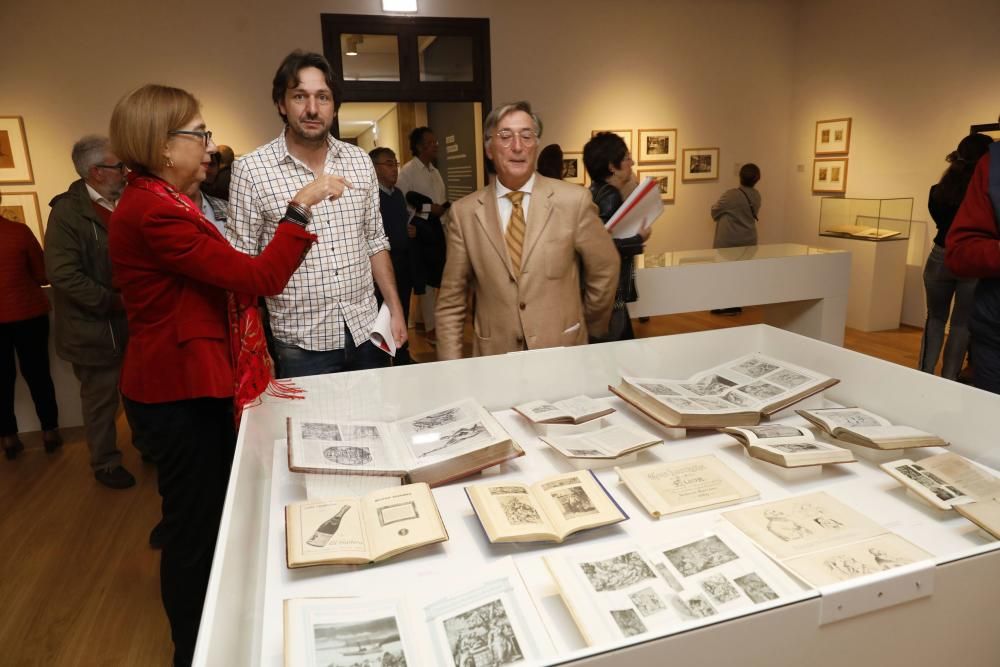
[955,499,1000,540]
[466,470,627,543]
[721,424,856,467]
[283,559,556,667]
[539,423,661,460]
[723,491,932,587]
[611,353,839,428]
[286,399,524,487]
[513,395,613,425]
[797,407,948,450]
[284,482,447,568]
[881,453,1000,511]
[615,455,758,518]
[543,527,799,646]
[823,223,901,240]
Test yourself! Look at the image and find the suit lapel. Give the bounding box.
[522,175,554,268]
[474,183,515,279]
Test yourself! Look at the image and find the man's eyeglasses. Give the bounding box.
[491,129,538,147]
[374,160,401,167]
[168,129,214,146]
[95,162,127,173]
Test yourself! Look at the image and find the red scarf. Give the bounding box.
[129,174,304,424]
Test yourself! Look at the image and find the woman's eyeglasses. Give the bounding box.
[168,129,214,146]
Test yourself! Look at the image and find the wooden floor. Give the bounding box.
[0,310,926,666]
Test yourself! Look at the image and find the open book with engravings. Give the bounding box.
[881,452,1000,511]
[465,470,627,543]
[723,491,933,587]
[284,482,447,568]
[286,399,523,487]
[720,424,856,468]
[796,407,948,450]
[615,455,759,518]
[539,423,662,460]
[513,395,614,425]
[610,353,839,428]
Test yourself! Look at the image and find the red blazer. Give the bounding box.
[0,217,49,323]
[109,177,313,403]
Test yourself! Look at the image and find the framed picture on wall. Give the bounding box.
[591,129,633,157]
[812,158,848,194]
[0,117,34,185]
[0,191,44,243]
[636,167,676,202]
[681,147,719,181]
[814,118,852,155]
[561,151,585,185]
[637,129,677,164]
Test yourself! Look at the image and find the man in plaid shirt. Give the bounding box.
[228,51,407,377]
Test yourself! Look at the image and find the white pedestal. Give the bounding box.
[629,244,850,345]
[818,236,908,332]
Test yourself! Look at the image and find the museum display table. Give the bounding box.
[629,244,850,345]
[194,325,1000,666]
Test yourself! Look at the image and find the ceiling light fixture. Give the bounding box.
[382,0,418,13]
[345,35,360,57]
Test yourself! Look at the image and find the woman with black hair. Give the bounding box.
[583,132,651,341]
[920,133,993,379]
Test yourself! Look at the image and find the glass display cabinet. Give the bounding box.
[819,197,913,241]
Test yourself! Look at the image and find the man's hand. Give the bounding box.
[390,308,409,348]
[294,174,353,208]
[430,203,447,217]
[407,222,417,238]
[639,224,653,242]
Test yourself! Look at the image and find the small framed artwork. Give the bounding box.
[0,191,44,243]
[681,147,719,181]
[0,117,34,185]
[814,118,852,155]
[561,151,585,185]
[636,168,676,202]
[591,129,633,157]
[812,158,848,194]
[637,129,677,164]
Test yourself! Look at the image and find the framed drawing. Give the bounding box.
[0,191,44,243]
[814,118,852,155]
[636,167,676,202]
[812,158,848,194]
[637,129,677,164]
[591,129,633,157]
[681,147,719,181]
[0,117,34,184]
[561,151,585,185]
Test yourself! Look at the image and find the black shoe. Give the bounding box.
[149,520,166,549]
[43,429,63,453]
[711,307,742,316]
[2,436,24,460]
[140,451,155,464]
[94,465,137,489]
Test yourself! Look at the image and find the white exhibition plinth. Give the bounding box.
[818,235,909,332]
[628,244,851,345]
[194,325,1000,667]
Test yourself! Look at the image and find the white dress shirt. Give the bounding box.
[494,173,536,234]
[85,183,115,211]
[396,157,447,219]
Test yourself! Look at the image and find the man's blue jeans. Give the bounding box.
[273,324,388,379]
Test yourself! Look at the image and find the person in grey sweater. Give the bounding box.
[710,163,761,315]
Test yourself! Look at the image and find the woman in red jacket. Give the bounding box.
[109,84,346,666]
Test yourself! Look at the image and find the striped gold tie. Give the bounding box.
[505,191,526,273]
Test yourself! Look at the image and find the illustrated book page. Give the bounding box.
[284,596,416,667]
[513,395,614,424]
[539,423,661,459]
[287,418,403,476]
[285,482,447,567]
[723,491,932,587]
[615,454,758,518]
[796,407,947,449]
[410,557,557,666]
[612,353,838,428]
[721,424,855,467]
[543,526,800,646]
[466,470,627,543]
[881,453,1000,510]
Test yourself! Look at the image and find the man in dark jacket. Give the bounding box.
[44,135,134,489]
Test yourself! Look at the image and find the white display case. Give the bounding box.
[195,326,1000,666]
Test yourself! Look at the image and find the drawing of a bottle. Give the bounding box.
[307,505,351,547]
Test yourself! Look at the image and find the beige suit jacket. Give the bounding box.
[436,174,620,360]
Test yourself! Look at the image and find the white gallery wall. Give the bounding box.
[1,0,998,259]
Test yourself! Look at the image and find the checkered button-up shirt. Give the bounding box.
[227,132,390,351]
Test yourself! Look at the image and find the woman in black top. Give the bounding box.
[919,133,993,379]
[583,132,651,341]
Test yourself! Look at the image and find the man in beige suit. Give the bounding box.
[436,101,619,360]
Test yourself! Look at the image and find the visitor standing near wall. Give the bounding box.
[709,163,762,316]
